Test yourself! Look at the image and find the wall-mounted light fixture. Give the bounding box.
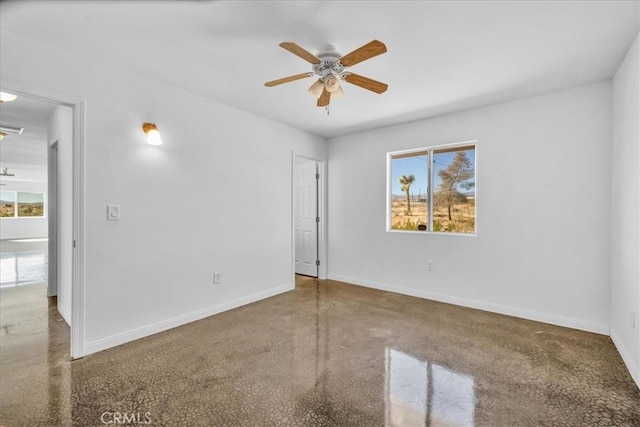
[0,92,18,103]
[142,122,163,145]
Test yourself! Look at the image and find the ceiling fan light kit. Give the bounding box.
[0,124,25,140]
[324,75,340,93]
[331,85,344,99]
[0,125,25,135]
[265,40,388,112]
[308,79,325,99]
[0,168,15,177]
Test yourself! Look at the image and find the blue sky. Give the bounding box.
[17,192,44,203]
[391,148,475,196]
[391,155,429,196]
[0,191,15,203]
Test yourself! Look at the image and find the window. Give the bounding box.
[388,142,476,234]
[1,191,16,217]
[0,191,45,218]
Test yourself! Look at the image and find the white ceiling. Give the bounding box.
[0,96,57,183]
[0,1,638,138]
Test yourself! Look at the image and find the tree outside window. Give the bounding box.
[389,144,475,234]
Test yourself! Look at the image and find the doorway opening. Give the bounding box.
[0,85,84,358]
[293,155,326,282]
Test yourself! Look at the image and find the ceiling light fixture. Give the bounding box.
[265,40,388,111]
[142,122,163,146]
[324,75,341,93]
[0,92,18,103]
[0,132,5,141]
[331,86,345,99]
[308,79,324,99]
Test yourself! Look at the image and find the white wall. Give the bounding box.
[611,33,640,387]
[0,181,48,240]
[328,81,612,334]
[1,31,326,356]
[47,105,74,325]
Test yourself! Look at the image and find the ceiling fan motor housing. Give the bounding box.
[313,45,345,80]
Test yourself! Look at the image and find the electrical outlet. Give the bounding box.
[427,260,434,272]
[213,272,221,284]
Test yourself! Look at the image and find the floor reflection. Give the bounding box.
[2,276,639,425]
[0,239,71,425]
[0,251,47,288]
[385,347,475,427]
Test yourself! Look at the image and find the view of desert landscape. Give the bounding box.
[0,191,45,218]
[17,202,45,217]
[1,201,16,218]
[1,201,44,218]
[390,147,476,233]
[391,197,475,233]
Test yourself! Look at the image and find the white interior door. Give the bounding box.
[295,160,318,277]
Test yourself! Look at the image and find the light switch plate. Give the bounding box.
[107,205,120,221]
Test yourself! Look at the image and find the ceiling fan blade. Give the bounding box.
[344,73,388,94]
[279,42,322,64]
[317,88,330,107]
[265,73,313,87]
[340,40,387,67]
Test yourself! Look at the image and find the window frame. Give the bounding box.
[386,140,477,236]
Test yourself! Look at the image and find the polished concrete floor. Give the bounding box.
[1,273,640,426]
[0,239,48,288]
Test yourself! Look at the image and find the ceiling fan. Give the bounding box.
[265,40,388,110]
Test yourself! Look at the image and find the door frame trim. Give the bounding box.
[3,80,87,359]
[47,140,59,298]
[292,152,327,281]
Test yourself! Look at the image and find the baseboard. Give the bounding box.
[328,274,610,335]
[83,283,294,356]
[610,328,640,390]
